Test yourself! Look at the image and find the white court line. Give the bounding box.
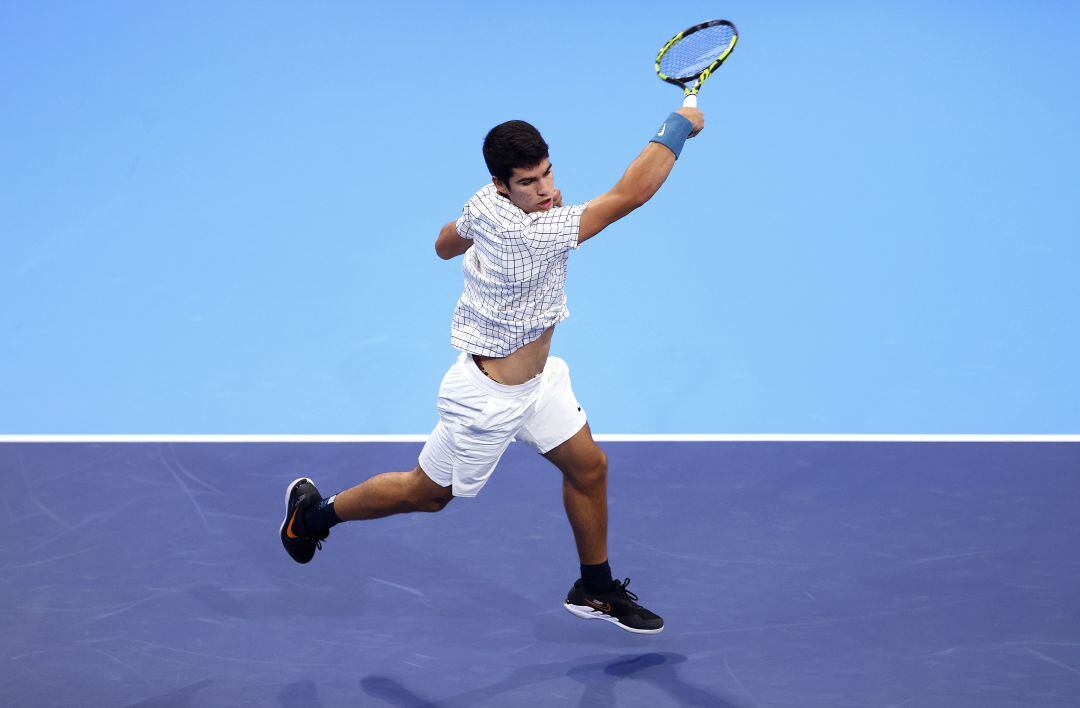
[0,434,1078,443]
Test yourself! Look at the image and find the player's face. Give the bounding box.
[496,159,556,213]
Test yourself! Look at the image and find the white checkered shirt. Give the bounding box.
[450,183,589,357]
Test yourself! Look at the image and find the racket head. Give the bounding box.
[656,19,738,92]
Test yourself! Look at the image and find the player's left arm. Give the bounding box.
[435,220,472,260]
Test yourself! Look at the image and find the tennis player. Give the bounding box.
[281,106,704,634]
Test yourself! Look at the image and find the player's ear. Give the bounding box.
[492,176,509,197]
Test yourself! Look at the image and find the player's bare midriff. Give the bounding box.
[472,325,554,385]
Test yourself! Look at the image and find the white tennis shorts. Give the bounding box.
[418,351,587,497]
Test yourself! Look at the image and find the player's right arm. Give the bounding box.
[578,107,704,245]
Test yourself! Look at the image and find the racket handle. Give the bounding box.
[682,94,698,108]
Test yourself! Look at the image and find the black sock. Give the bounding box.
[581,560,614,594]
[301,494,341,535]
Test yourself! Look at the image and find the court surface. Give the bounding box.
[3,440,1078,707]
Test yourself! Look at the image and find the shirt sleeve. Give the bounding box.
[455,201,474,241]
[522,201,590,256]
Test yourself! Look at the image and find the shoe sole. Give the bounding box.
[563,602,664,634]
[280,476,313,553]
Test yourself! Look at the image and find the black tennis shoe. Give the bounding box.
[563,578,664,634]
[280,477,329,564]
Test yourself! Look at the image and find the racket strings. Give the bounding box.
[660,25,736,81]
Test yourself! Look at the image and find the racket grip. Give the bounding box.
[682,94,698,108]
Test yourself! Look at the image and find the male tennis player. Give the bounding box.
[281,106,704,634]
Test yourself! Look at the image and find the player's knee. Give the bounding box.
[593,449,608,477]
[416,488,453,513]
[569,448,607,488]
[410,467,453,512]
[595,449,609,482]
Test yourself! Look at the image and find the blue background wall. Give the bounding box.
[2,1,1078,433]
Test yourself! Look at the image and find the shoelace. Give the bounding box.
[613,578,639,603]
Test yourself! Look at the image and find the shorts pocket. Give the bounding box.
[435,369,488,428]
[450,398,529,496]
[468,396,533,434]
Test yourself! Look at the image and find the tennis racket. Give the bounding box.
[656,20,738,108]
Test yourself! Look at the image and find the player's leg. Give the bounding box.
[543,425,663,633]
[283,352,525,563]
[518,356,663,633]
[280,466,452,564]
[332,465,453,520]
[542,422,608,566]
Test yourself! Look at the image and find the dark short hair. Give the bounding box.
[483,120,549,189]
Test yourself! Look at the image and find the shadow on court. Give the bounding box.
[361,652,740,707]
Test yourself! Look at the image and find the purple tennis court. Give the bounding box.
[3,440,1078,706]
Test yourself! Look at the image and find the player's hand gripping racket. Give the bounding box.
[656,19,738,108]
